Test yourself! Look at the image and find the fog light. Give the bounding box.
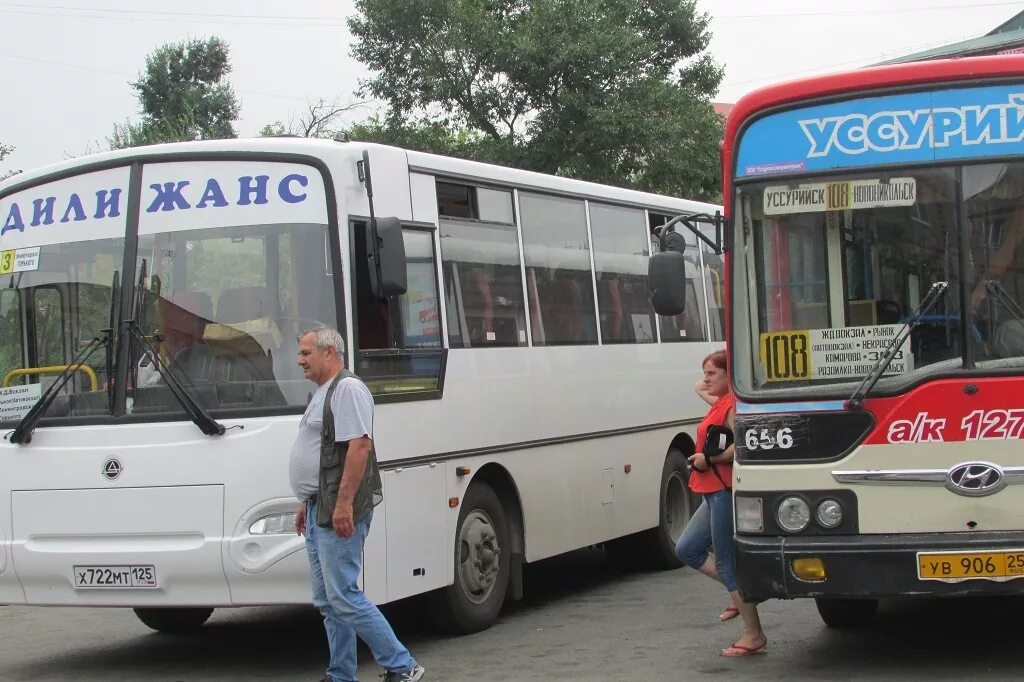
[792,557,827,581]
[815,499,843,529]
[735,496,764,533]
[249,512,297,535]
[777,496,811,532]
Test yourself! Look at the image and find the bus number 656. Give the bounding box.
[744,427,794,451]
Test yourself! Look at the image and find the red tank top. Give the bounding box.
[689,393,735,494]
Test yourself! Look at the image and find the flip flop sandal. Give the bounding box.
[721,639,767,657]
[719,605,739,621]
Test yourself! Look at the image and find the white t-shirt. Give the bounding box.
[288,375,374,501]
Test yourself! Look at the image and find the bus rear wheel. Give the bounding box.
[431,482,511,634]
[133,607,214,634]
[814,598,878,628]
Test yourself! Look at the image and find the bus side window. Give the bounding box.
[590,203,655,344]
[354,223,446,399]
[355,226,441,350]
[438,182,526,348]
[520,192,598,346]
[649,215,708,343]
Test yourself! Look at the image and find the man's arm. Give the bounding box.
[332,436,371,538]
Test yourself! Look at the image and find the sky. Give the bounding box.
[1,0,1022,173]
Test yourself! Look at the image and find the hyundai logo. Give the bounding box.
[102,458,123,481]
[946,462,1005,497]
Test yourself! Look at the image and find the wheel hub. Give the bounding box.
[458,510,501,604]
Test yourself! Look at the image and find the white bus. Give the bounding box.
[0,139,723,634]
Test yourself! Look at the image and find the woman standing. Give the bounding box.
[675,350,767,657]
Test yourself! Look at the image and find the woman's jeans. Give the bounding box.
[305,499,417,682]
[674,489,738,592]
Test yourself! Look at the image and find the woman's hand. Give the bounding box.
[695,379,716,406]
[689,452,709,472]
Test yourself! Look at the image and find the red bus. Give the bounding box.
[654,55,1024,628]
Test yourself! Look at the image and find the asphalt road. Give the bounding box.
[2,547,1022,681]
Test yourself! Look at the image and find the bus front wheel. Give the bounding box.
[431,482,511,634]
[133,607,214,634]
[814,598,878,628]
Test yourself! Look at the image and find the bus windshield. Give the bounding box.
[130,220,337,415]
[735,163,1024,395]
[0,160,340,424]
[0,236,124,420]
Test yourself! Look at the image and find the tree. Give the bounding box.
[109,37,240,149]
[259,98,368,139]
[0,141,20,180]
[349,0,724,200]
[345,116,487,157]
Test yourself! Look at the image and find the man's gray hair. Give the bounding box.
[299,326,346,358]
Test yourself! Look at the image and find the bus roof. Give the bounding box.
[1,138,719,217]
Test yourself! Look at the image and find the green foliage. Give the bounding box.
[0,289,23,382]
[349,0,724,200]
[0,141,20,181]
[257,122,287,137]
[346,116,492,158]
[109,37,240,150]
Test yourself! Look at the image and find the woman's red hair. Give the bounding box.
[702,349,727,371]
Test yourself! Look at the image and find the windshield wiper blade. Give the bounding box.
[7,331,111,445]
[845,281,950,411]
[126,262,223,436]
[124,321,225,437]
[984,279,1024,328]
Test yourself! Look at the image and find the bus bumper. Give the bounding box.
[735,531,1024,601]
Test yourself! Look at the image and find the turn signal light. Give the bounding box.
[448,497,459,508]
[792,557,827,582]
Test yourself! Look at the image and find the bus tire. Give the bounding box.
[133,607,214,634]
[814,598,878,628]
[607,449,693,570]
[431,482,511,635]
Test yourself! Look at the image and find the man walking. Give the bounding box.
[290,326,424,682]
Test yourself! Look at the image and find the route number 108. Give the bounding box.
[761,331,810,382]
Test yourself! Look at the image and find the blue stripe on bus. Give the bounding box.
[736,400,846,414]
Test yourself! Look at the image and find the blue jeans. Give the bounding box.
[674,489,738,592]
[305,499,417,682]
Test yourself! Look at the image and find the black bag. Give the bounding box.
[699,424,734,490]
[703,424,733,458]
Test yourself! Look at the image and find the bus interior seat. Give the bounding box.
[160,291,214,357]
[992,319,1024,359]
[544,277,584,344]
[876,299,901,325]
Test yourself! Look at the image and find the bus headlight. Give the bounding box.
[776,496,811,533]
[735,496,764,533]
[815,499,843,529]
[249,512,297,535]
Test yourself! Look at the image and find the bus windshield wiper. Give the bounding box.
[123,321,225,436]
[126,261,224,437]
[8,330,112,445]
[845,281,949,411]
[984,279,1024,331]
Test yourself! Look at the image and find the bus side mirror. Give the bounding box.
[368,217,408,298]
[648,251,687,316]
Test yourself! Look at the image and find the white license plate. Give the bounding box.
[73,565,157,588]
